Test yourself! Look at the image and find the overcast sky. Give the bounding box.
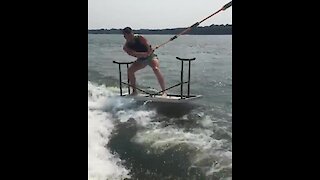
[88,0,232,29]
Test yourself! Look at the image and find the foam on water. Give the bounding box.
[132,123,232,176]
[88,81,231,179]
[88,81,162,179]
[115,109,157,126]
[88,81,131,180]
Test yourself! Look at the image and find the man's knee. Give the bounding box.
[152,66,160,72]
[152,67,162,75]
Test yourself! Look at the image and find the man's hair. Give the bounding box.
[122,27,133,34]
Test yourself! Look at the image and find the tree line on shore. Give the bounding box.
[88,24,232,35]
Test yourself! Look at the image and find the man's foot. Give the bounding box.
[161,92,167,97]
[129,91,138,96]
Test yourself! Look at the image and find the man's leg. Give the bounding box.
[128,61,146,95]
[149,58,167,96]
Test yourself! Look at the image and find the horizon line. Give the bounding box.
[88,24,232,31]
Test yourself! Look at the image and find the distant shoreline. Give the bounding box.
[88,24,232,35]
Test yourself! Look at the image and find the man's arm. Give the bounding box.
[123,37,154,58]
[123,44,149,58]
[123,44,138,57]
[139,36,154,56]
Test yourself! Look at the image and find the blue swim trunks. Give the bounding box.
[137,53,157,66]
